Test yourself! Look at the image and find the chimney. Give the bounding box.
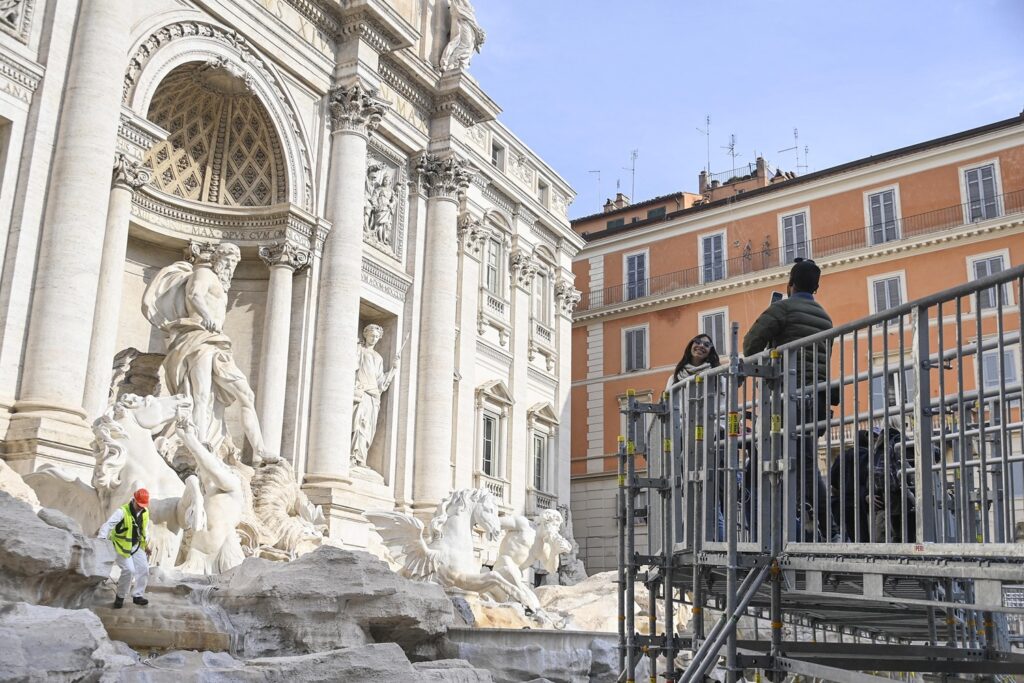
[613,192,631,209]
[603,198,615,213]
[755,156,766,177]
[698,170,708,194]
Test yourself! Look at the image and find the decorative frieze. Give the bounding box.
[481,182,515,216]
[0,49,42,104]
[111,153,152,191]
[416,153,472,200]
[361,257,411,302]
[259,241,311,272]
[328,83,388,136]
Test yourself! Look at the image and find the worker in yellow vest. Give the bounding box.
[97,488,151,608]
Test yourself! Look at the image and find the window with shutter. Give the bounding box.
[626,253,647,300]
[533,434,547,491]
[701,311,726,352]
[965,165,998,221]
[868,190,899,244]
[872,276,902,313]
[702,233,725,282]
[624,327,647,372]
[533,271,551,324]
[485,238,502,294]
[981,348,1017,390]
[972,255,1007,309]
[782,212,809,262]
[481,413,498,476]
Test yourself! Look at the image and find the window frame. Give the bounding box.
[481,410,500,477]
[699,229,728,283]
[777,207,812,264]
[537,178,550,207]
[490,141,505,171]
[532,267,552,326]
[483,236,505,296]
[622,323,650,373]
[958,158,1003,223]
[979,344,1020,392]
[699,306,730,355]
[863,184,903,246]
[532,431,549,492]
[623,248,649,301]
[866,270,907,316]
[966,249,1015,311]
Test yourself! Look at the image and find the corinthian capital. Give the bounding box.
[416,153,472,200]
[112,153,151,190]
[259,241,311,272]
[509,248,540,288]
[457,210,492,255]
[327,83,388,136]
[555,278,582,315]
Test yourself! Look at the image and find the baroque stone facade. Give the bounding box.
[0,0,582,547]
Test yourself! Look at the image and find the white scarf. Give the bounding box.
[677,362,711,381]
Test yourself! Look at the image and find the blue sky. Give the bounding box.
[468,1,1024,218]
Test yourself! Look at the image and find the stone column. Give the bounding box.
[82,155,151,419]
[12,3,128,446]
[305,84,387,485]
[412,153,472,511]
[257,241,310,458]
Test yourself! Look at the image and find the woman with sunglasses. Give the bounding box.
[669,333,721,385]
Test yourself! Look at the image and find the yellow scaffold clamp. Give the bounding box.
[727,411,740,437]
[770,414,782,434]
[694,425,705,442]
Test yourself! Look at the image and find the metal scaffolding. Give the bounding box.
[618,264,1024,682]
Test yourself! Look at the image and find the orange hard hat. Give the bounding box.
[133,488,150,508]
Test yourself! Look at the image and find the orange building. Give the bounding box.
[569,114,1024,572]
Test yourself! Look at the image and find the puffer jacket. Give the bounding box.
[742,293,833,390]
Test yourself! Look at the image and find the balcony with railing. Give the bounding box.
[578,189,1024,313]
[474,471,509,504]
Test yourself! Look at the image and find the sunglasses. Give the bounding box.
[692,339,713,349]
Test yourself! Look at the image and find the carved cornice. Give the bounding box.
[416,153,472,200]
[362,257,412,302]
[116,110,168,164]
[259,240,311,272]
[328,83,389,136]
[112,153,152,191]
[555,278,582,315]
[458,210,492,256]
[377,57,433,113]
[282,0,341,37]
[0,48,42,104]
[481,182,516,216]
[510,248,540,288]
[515,204,539,227]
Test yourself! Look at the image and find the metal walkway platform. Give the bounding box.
[617,264,1024,682]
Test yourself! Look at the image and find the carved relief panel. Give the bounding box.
[0,0,33,43]
[364,139,409,261]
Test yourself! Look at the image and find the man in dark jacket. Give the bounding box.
[743,258,836,541]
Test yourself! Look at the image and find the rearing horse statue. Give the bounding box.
[25,393,205,568]
[366,488,537,608]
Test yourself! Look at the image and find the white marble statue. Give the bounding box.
[175,417,246,574]
[366,488,537,608]
[141,242,278,465]
[486,509,572,611]
[439,0,485,72]
[24,393,206,569]
[351,324,400,468]
[249,459,327,559]
[364,164,398,246]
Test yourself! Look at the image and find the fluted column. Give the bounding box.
[412,153,472,509]
[14,3,129,420]
[305,84,388,484]
[82,155,151,418]
[257,241,310,458]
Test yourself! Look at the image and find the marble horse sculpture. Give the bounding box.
[486,508,572,612]
[366,488,537,609]
[24,393,206,568]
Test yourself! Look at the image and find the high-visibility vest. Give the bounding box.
[109,503,148,558]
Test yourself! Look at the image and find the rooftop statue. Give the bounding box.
[142,242,278,466]
[439,0,485,72]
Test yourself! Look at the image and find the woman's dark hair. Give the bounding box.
[673,334,721,379]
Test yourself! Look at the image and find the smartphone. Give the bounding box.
[770,291,784,304]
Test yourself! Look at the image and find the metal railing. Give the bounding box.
[617,263,1024,682]
[583,188,1024,312]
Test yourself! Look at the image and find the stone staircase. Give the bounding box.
[91,584,232,654]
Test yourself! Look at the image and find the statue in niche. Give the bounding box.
[439,0,486,72]
[351,323,401,468]
[364,163,398,247]
[142,242,278,466]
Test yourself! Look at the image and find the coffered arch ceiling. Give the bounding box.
[144,61,287,208]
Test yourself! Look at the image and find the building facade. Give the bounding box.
[570,116,1024,572]
[0,0,583,547]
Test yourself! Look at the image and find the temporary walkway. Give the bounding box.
[618,263,1024,682]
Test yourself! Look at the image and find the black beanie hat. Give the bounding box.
[789,257,821,292]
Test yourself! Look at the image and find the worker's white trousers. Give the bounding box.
[115,552,149,598]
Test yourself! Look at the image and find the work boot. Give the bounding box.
[133,596,149,606]
[113,596,124,609]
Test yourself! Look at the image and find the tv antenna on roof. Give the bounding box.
[697,115,711,176]
[622,149,638,200]
[778,128,808,174]
[588,169,602,206]
[721,134,740,178]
